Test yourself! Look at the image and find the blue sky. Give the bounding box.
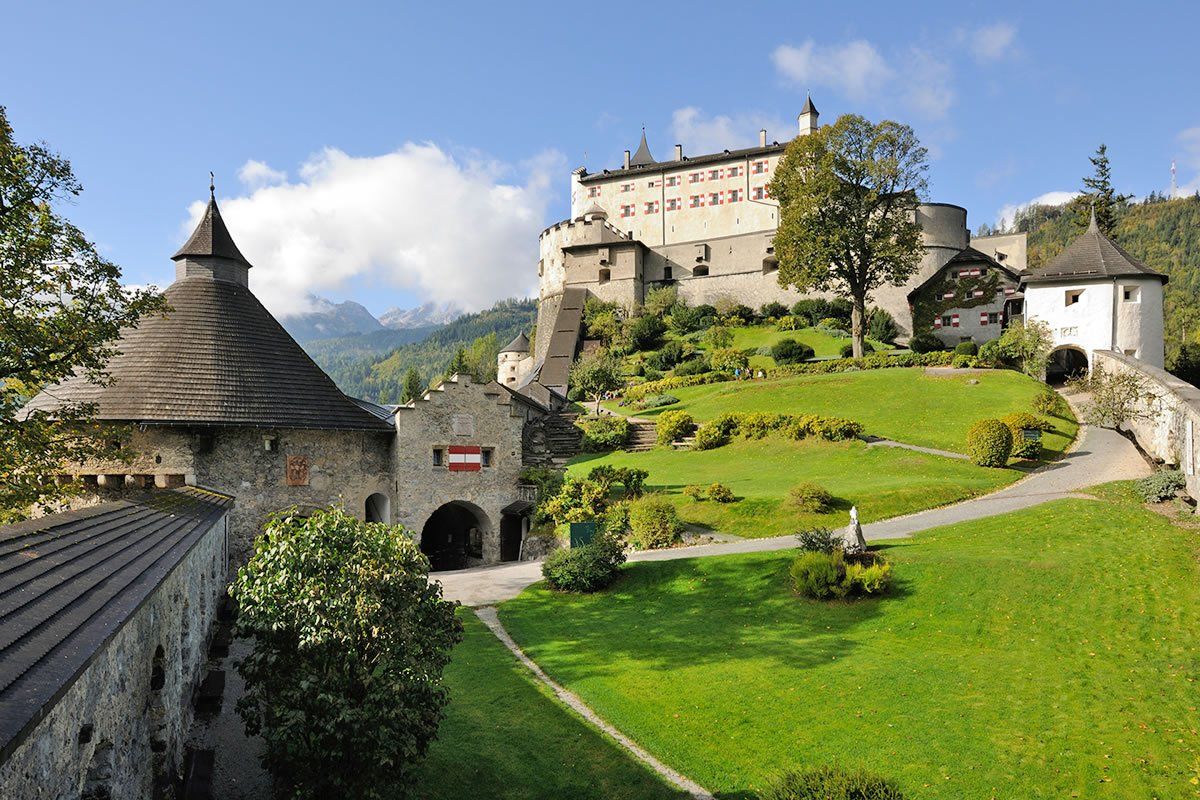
[4,1,1198,318]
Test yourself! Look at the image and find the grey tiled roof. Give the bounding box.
[629,130,655,167]
[22,277,394,431]
[800,94,818,116]
[579,141,788,183]
[172,196,252,268]
[1023,215,1167,285]
[500,331,530,354]
[0,488,233,763]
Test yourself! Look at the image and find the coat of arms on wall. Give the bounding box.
[285,455,310,487]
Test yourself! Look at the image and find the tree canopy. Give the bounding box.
[769,114,927,356]
[0,106,165,520]
[1071,143,1131,234]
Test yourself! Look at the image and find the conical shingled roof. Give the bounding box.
[1022,210,1167,285]
[22,196,393,432]
[800,94,818,116]
[172,193,253,268]
[500,331,530,354]
[629,129,655,167]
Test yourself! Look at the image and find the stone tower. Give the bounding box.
[798,94,819,137]
[497,331,533,387]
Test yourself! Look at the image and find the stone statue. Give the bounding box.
[843,505,867,554]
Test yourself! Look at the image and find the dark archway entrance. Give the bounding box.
[499,513,523,562]
[420,502,489,571]
[365,492,390,523]
[1047,346,1089,384]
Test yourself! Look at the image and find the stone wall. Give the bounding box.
[1093,350,1200,501]
[0,511,228,799]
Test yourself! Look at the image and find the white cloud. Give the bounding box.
[183,143,562,318]
[1173,126,1200,196]
[670,107,792,155]
[237,159,287,188]
[771,40,894,101]
[995,190,1079,229]
[903,48,955,119]
[967,22,1017,62]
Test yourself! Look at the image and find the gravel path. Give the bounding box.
[436,399,1151,607]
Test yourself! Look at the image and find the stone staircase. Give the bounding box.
[626,420,658,452]
[545,412,583,467]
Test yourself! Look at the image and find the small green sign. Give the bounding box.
[1022,429,1043,441]
[569,521,597,548]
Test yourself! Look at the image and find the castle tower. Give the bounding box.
[798,94,819,136]
[498,331,532,386]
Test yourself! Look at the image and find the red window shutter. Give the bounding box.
[951,314,960,328]
[933,318,942,329]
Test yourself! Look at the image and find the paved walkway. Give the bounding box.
[436,401,1151,607]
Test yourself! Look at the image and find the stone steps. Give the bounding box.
[626,420,658,452]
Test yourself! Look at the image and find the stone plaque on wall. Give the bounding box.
[451,414,475,437]
[285,455,310,487]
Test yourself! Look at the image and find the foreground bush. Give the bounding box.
[954,341,978,356]
[789,481,834,513]
[587,465,648,498]
[790,549,892,600]
[691,421,728,450]
[542,534,627,592]
[908,332,945,354]
[1001,411,1052,460]
[542,478,608,525]
[762,766,906,800]
[628,495,683,549]
[576,415,630,452]
[1135,470,1186,503]
[656,409,695,446]
[707,482,735,503]
[232,507,462,800]
[966,418,1013,467]
[772,338,816,364]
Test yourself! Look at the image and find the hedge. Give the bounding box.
[692,412,863,451]
[623,372,731,403]
[766,350,954,378]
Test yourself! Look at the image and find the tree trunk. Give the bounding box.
[594,394,602,415]
[851,294,866,358]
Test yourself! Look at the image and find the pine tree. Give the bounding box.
[1074,144,1132,234]
[446,346,469,377]
[400,367,423,404]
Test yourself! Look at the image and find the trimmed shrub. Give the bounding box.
[966,418,1013,467]
[623,372,730,403]
[707,483,735,503]
[839,341,875,358]
[1000,412,1054,432]
[766,350,955,378]
[1135,470,1186,503]
[542,534,627,593]
[790,550,847,599]
[772,338,816,364]
[711,347,750,373]
[1001,412,1051,460]
[908,332,945,353]
[760,301,789,319]
[627,495,683,549]
[762,766,906,800]
[954,341,979,356]
[691,422,728,451]
[655,410,695,446]
[673,356,710,376]
[789,482,834,513]
[1032,386,1066,416]
[951,354,977,369]
[637,393,679,409]
[683,484,707,501]
[867,308,898,343]
[795,526,840,553]
[576,415,630,452]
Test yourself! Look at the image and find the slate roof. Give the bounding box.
[1022,212,1168,285]
[800,94,818,116]
[629,129,655,167]
[172,194,252,268]
[500,331,530,354]
[907,245,1021,297]
[578,141,788,183]
[0,488,233,763]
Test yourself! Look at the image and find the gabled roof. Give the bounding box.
[629,129,655,167]
[907,245,1021,298]
[1022,211,1168,285]
[500,331,530,354]
[172,193,252,268]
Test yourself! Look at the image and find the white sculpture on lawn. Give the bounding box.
[843,505,867,554]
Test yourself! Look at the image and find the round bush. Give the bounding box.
[711,347,749,373]
[951,354,977,369]
[771,338,816,365]
[789,481,834,513]
[978,339,1001,364]
[627,495,683,549]
[655,409,695,446]
[954,341,979,356]
[576,415,630,452]
[966,418,1013,467]
[789,550,847,600]
[760,301,789,319]
[541,535,627,593]
[673,356,710,376]
[691,422,728,451]
[908,332,945,353]
[707,483,735,503]
[839,341,875,358]
[763,766,906,800]
[683,484,706,501]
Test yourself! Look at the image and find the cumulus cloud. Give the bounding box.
[995,190,1079,229]
[183,144,562,318]
[903,48,955,119]
[966,22,1017,62]
[237,159,287,188]
[1173,126,1200,196]
[670,107,792,154]
[771,40,893,101]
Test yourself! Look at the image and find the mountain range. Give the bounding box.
[280,297,462,343]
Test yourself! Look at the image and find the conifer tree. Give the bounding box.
[1074,144,1132,234]
[401,367,424,403]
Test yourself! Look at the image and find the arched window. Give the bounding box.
[365,493,390,524]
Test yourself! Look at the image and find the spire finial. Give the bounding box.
[209,171,215,200]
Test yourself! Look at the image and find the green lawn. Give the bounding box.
[416,612,687,800]
[567,437,1018,538]
[500,486,1200,799]
[613,367,1077,457]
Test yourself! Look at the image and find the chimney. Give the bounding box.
[623,150,631,169]
[674,144,683,161]
[759,129,767,147]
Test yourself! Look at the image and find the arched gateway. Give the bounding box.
[420,501,491,571]
[1046,346,1089,384]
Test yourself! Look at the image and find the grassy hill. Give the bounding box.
[1010,193,1200,359]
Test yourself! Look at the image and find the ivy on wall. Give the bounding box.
[910,270,1002,334]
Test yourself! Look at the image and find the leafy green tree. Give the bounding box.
[231,507,462,800]
[463,331,498,383]
[0,106,165,522]
[997,319,1053,377]
[570,349,623,413]
[769,114,927,357]
[1071,144,1131,234]
[1168,342,1200,388]
[1072,363,1159,429]
[643,285,679,317]
[400,366,424,403]
[703,325,733,349]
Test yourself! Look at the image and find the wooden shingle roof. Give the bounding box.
[1022,211,1167,285]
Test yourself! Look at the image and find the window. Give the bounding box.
[727,165,742,178]
[620,204,635,218]
[941,315,953,328]
[708,192,722,206]
[949,270,958,279]
[752,160,768,174]
[689,195,703,208]
[980,312,999,325]
[620,183,634,192]
[752,187,765,200]
[693,265,709,276]
[1066,289,1084,306]
[598,268,610,283]
[666,197,681,211]
[663,266,673,280]
[1123,286,1141,302]
[432,448,445,467]
[666,175,681,187]
[727,188,743,203]
[481,448,494,468]
[708,169,722,180]
[644,200,659,214]
[689,172,704,184]
[647,179,659,188]
[971,289,985,298]
[587,186,601,198]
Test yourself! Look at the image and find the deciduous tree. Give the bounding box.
[769,114,927,357]
[570,349,623,413]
